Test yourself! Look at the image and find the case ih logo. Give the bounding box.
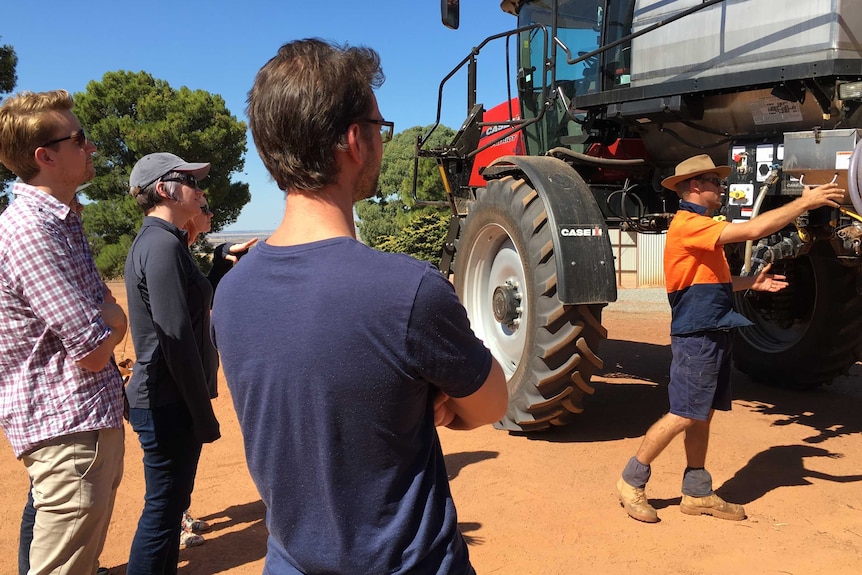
[559,225,603,237]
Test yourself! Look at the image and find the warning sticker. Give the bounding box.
[750,97,803,125]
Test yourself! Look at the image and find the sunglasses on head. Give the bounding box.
[40,129,88,148]
[161,174,200,189]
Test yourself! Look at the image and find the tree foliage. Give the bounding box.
[72,70,249,278]
[375,211,451,264]
[377,124,457,206]
[354,197,405,248]
[0,37,18,209]
[356,124,457,265]
[0,40,16,94]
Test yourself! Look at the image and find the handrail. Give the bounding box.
[413,0,729,204]
[418,23,549,153]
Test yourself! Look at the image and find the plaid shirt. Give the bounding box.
[0,182,124,457]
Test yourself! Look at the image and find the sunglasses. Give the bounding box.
[200,204,212,215]
[161,174,200,189]
[40,129,87,148]
[358,118,394,143]
[697,177,725,188]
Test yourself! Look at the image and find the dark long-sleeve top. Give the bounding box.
[124,216,220,443]
[208,243,236,291]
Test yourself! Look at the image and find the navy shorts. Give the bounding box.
[668,330,733,420]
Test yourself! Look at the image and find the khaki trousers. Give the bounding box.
[23,427,124,575]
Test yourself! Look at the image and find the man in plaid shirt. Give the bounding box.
[0,90,127,574]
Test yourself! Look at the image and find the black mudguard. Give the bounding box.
[487,155,618,304]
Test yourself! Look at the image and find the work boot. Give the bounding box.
[616,477,659,523]
[680,493,746,521]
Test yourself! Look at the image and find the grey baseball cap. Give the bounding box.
[129,152,211,195]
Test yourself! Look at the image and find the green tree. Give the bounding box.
[0,39,16,94]
[354,197,405,248]
[375,210,451,264]
[356,124,456,263]
[0,37,18,210]
[377,124,457,206]
[72,70,249,278]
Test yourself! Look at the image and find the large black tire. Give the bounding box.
[733,254,862,388]
[454,176,607,431]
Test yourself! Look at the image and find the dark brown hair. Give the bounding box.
[246,38,384,192]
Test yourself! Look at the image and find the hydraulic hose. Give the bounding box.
[848,136,862,214]
[742,168,779,275]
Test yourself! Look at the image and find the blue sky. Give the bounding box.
[2,1,515,231]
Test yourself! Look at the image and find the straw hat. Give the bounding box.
[661,154,731,191]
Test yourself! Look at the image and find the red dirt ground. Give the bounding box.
[1,282,861,574]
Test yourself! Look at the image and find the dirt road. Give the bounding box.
[1,283,861,574]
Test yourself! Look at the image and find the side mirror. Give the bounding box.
[442,0,460,30]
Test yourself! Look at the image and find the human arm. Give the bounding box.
[75,284,128,372]
[433,358,508,430]
[409,267,509,430]
[732,263,788,293]
[221,238,258,263]
[13,220,125,373]
[75,301,127,372]
[207,239,258,291]
[718,182,844,245]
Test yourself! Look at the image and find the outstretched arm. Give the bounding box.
[208,239,259,291]
[732,263,788,293]
[222,238,258,263]
[718,182,844,245]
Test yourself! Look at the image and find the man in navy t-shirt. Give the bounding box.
[211,39,508,574]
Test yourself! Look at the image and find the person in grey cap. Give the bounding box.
[124,152,221,574]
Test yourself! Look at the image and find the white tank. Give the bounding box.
[630,0,862,87]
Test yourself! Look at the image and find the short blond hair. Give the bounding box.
[0,90,74,181]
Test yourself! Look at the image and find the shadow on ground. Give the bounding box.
[179,500,267,574]
[459,521,485,546]
[732,369,862,444]
[717,444,862,504]
[107,500,268,575]
[446,455,496,547]
[445,450,499,481]
[598,338,671,386]
[520,337,862,445]
[523,338,671,444]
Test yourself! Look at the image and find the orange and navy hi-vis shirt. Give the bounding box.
[665,201,753,336]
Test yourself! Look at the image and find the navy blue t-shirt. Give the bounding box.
[211,237,492,574]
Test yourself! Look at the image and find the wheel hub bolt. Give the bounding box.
[492,280,521,328]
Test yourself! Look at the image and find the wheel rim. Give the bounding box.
[460,222,529,379]
[735,257,815,352]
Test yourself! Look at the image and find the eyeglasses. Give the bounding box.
[161,174,200,189]
[40,129,87,148]
[697,177,725,188]
[358,118,394,143]
[200,204,212,215]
